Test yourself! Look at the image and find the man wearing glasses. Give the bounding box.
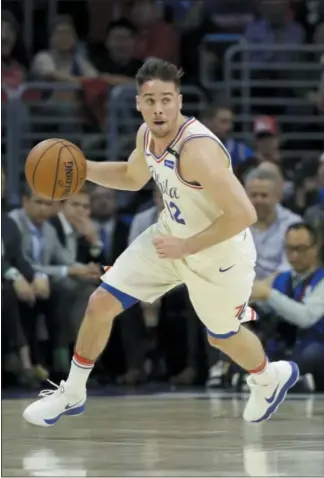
[251,222,324,391]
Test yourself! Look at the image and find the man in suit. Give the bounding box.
[2,168,45,385]
[50,185,108,335]
[9,186,102,369]
[90,186,131,264]
[2,209,43,387]
[50,185,108,266]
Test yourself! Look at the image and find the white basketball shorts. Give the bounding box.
[100,221,257,338]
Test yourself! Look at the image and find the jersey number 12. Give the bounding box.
[164,200,186,225]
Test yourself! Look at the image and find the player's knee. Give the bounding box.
[86,287,123,322]
[208,334,223,348]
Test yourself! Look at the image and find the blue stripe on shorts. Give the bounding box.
[100,282,139,310]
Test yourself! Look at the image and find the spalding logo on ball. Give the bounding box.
[25,138,87,201]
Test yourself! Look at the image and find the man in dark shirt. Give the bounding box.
[91,19,142,85]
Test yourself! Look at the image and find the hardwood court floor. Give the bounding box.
[2,392,324,476]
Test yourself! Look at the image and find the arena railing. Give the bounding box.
[4,82,208,206]
[222,43,324,160]
[199,33,247,92]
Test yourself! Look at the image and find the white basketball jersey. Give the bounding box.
[144,116,233,240]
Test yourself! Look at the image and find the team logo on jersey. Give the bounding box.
[149,165,180,199]
[164,160,174,170]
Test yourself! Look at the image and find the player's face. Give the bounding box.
[23,195,54,225]
[246,179,280,221]
[136,80,182,138]
[285,229,318,273]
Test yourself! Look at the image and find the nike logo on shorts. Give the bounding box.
[219,265,235,273]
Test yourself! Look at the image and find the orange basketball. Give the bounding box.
[25,138,87,201]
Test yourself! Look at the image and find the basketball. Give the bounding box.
[25,138,87,201]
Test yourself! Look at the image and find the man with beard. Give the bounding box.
[245,168,301,279]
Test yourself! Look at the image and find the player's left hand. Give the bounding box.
[153,235,188,259]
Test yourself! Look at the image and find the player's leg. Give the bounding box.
[184,254,299,423]
[23,224,181,426]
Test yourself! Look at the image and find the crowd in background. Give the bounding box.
[1,0,324,392]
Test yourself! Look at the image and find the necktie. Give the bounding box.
[32,228,44,264]
[99,226,111,255]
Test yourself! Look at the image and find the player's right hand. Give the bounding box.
[13,277,36,304]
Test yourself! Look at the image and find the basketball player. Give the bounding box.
[23,59,299,426]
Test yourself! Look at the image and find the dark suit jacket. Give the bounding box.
[1,214,35,282]
[49,215,108,266]
[106,214,132,264]
[9,208,74,280]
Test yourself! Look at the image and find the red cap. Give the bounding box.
[254,116,278,136]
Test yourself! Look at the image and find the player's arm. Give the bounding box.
[86,125,151,191]
[182,138,257,254]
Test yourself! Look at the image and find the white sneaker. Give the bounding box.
[23,380,86,427]
[243,361,299,423]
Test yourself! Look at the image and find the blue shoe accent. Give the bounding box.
[252,361,299,423]
[44,404,85,426]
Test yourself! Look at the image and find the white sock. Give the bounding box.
[65,354,94,395]
[249,357,277,385]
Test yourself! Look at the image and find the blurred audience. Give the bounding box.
[131,0,179,64]
[304,153,324,254]
[253,116,282,164]
[30,15,100,134]
[128,186,163,243]
[1,11,28,93]
[2,169,44,387]
[50,185,108,266]
[9,187,101,357]
[31,15,97,86]
[234,116,284,182]
[283,157,321,216]
[245,168,301,279]
[90,19,142,86]
[90,186,131,263]
[244,0,305,65]
[201,102,254,168]
[252,222,324,391]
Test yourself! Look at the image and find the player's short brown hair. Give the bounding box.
[135,59,183,90]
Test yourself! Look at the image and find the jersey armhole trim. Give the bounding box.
[178,134,232,168]
[174,165,203,189]
[166,145,203,190]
